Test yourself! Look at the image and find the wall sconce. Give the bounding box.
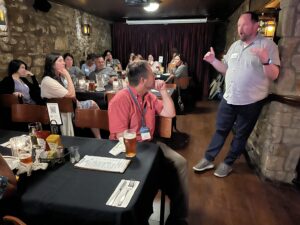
[82,24,91,36]
[259,18,276,39]
[264,21,276,37]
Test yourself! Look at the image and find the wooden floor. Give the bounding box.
[152,100,300,225]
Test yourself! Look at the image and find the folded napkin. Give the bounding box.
[106,179,140,208]
[109,137,125,156]
[0,141,11,148]
[16,161,48,176]
[1,135,29,148]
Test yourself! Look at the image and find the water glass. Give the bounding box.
[10,136,33,164]
[69,146,80,164]
[102,74,109,86]
[118,79,123,89]
[28,122,42,147]
[78,78,86,89]
[113,80,119,90]
[96,74,104,89]
[28,122,42,134]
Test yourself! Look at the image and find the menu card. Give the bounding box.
[74,155,130,173]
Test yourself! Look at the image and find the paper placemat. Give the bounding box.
[74,155,130,173]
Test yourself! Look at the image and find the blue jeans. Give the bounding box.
[205,98,265,165]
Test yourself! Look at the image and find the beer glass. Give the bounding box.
[89,80,96,91]
[123,129,137,158]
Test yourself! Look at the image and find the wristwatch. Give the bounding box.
[262,58,272,65]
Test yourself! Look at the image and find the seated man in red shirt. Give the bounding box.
[108,60,188,225]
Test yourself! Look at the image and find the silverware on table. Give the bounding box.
[109,180,127,205]
[118,180,135,206]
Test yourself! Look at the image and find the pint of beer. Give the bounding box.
[19,153,33,164]
[89,81,96,91]
[124,129,137,158]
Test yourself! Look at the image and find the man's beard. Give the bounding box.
[239,32,250,42]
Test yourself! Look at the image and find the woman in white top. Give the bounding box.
[41,53,101,138]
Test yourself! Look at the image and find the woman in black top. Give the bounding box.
[0,59,44,104]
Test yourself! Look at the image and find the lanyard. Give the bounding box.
[128,87,146,127]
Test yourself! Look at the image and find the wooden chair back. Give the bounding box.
[156,116,173,138]
[74,108,109,131]
[175,77,190,90]
[106,92,116,104]
[47,98,75,113]
[3,215,27,225]
[165,83,177,89]
[0,94,23,129]
[0,94,22,108]
[11,104,50,124]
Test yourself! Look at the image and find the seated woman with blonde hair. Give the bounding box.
[40,53,101,138]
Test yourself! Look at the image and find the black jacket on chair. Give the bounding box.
[0,76,44,105]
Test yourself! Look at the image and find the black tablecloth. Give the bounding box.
[0,130,161,225]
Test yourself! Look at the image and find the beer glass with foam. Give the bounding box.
[123,129,137,158]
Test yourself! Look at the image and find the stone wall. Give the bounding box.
[0,0,111,80]
[247,0,300,183]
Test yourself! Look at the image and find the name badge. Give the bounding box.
[230,53,239,59]
[140,126,151,140]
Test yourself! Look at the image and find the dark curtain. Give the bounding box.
[112,23,215,99]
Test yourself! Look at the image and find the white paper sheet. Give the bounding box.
[109,138,125,156]
[74,155,130,173]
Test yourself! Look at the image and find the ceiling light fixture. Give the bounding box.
[144,2,159,12]
[126,18,208,25]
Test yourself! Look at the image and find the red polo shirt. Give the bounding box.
[108,87,163,141]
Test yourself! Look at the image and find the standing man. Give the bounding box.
[108,60,188,225]
[193,11,280,177]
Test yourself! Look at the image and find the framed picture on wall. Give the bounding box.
[0,0,8,32]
